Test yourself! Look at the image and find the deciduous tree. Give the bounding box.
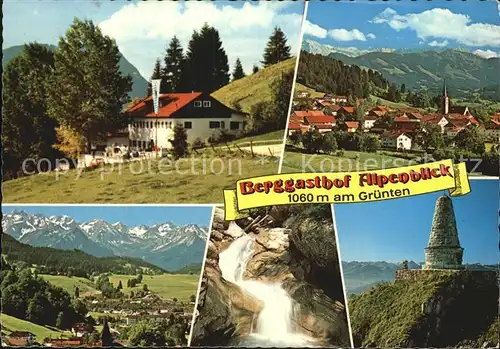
[47,19,132,154]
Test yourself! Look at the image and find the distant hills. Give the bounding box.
[2,210,208,271]
[2,44,148,99]
[342,261,497,295]
[302,39,499,95]
[1,232,166,275]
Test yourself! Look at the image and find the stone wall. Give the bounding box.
[395,268,498,283]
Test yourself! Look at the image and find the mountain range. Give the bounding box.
[2,44,148,99]
[2,210,208,271]
[342,260,498,295]
[302,39,500,94]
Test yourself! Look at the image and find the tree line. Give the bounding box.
[147,25,291,95]
[297,51,389,99]
[1,262,87,330]
[2,233,165,278]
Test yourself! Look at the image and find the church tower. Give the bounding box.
[423,195,464,270]
[441,80,449,115]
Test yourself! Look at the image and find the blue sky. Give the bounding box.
[334,179,498,265]
[2,205,212,227]
[3,0,304,78]
[304,0,500,58]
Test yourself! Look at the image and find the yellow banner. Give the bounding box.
[223,159,471,220]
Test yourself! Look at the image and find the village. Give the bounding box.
[2,289,195,347]
[288,83,499,152]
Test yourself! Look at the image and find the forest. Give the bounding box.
[1,233,166,278]
[296,51,389,99]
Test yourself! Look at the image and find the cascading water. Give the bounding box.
[219,222,316,347]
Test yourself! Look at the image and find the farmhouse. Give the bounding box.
[125,92,247,149]
[381,130,412,150]
[72,323,94,337]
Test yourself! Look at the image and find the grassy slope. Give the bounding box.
[108,274,200,302]
[1,313,72,342]
[2,150,278,203]
[349,272,455,347]
[212,57,296,113]
[39,274,98,296]
[294,82,325,98]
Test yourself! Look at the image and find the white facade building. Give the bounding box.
[381,131,412,150]
[126,92,247,149]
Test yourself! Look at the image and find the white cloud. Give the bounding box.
[473,49,499,59]
[99,1,303,78]
[428,40,448,47]
[328,28,367,42]
[303,20,327,39]
[367,33,376,39]
[372,7,500,47]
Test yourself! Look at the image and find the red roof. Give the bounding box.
[395,115,419,123]
[126,93,202,118]
[381,130,410,139]
[421,114,446,124]
[315,124,334,129]
[304,114,335,125]
[344,121,359,128]
[293,110,327,120]
[288,120,302,130]
[340,106,355,114]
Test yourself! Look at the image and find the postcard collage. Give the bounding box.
[1,0,499,348]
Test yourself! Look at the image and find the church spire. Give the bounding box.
[441,79,449,114]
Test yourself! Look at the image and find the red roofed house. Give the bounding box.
[303,112,336,133]
[380,131,412,150]
[420,114,449,132]
[125,92,247,149]
[6,332,35,346]
[287,120,309,136]
[344,121,360,133]
[363,115,377,130]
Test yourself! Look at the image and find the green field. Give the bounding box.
[2,151,278,203]
[108,274,200,302]
[39,274,99,297]
[1,313,72,342]
[295,82,325,98]
[212,58,296,113]
[281,148,418,173]
[231,130,284,144]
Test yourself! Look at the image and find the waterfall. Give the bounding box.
[219,225,316,347]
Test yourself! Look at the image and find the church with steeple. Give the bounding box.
[438,80,472,117]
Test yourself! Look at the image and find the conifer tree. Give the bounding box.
[147,58,162,96]
[75,286,80,298]
[101,317,113,346]
[169,124,189,159]
[252,64,259,74]
[185,23,230,92]
[47,19,132,154]
[117,280,123,290]
[232,58,245,81]
[262,27,291,67]
[162,36,185,93]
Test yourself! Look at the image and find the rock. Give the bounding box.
[255,228,290,252]
[283,279,351,347]
[206,240,218,261]
[287,209,345,302]
[191,265,263,346]
[212,207,230,232]
[224,221,245,239]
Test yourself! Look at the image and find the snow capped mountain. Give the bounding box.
[2,210,209,271]
[2,210,113,257]
[302,38,395,57]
